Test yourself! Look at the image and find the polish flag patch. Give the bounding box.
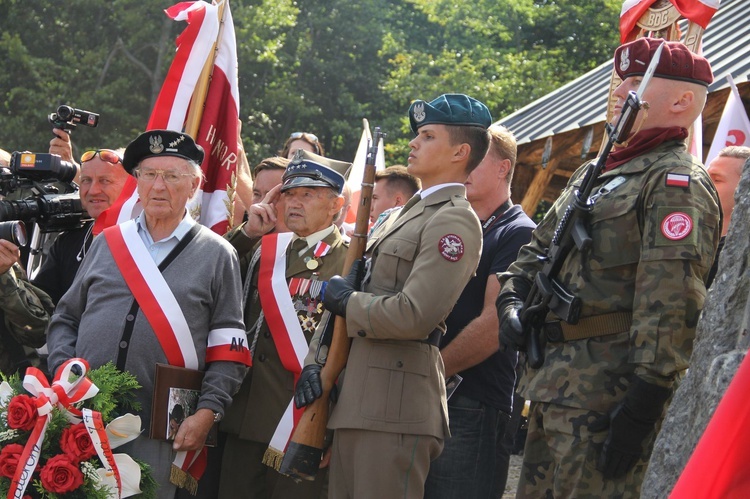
[661,212,693,241]
[666,173,690,188]
[438,234,464,262]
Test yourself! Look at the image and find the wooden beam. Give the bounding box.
[521,154,560,216]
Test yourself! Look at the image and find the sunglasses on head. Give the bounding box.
[289,132,319,143]
[81,149,122,165]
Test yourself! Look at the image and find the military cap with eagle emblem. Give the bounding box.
[122,129,205,174]
[408,93,492,135]
[281,149,351,195]
[614,37,713,87]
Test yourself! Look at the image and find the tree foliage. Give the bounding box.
[0,0,620,166]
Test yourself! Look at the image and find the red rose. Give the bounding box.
[6,394,38,431]
[40,455,84,494]
[0,443,24,478]
[60,423,96,463]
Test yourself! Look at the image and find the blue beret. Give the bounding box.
[409,94,492,134]
[281,150,351,195]
[123,130,204,174]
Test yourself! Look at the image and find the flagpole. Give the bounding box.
[184,0,228,137]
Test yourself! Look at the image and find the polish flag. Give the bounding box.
[620,1,721,43]
[345,119,385,224]
[705,74,750,166]
[96,0,239,235]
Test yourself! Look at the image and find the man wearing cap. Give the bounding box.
[218,150,349,498]
[497,38,721,497]
[298,94,489,498]
[47,130,250,497]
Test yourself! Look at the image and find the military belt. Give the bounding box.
[543,312,632,342]
[423,328,443,347]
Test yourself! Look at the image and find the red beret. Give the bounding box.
[614,38,713,87]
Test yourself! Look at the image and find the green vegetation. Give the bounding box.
[0,0,620,166]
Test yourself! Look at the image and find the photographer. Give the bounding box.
[0,237,54,376]
[32,145,130,304]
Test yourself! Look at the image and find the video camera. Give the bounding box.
[48,104,99,132]
[0,151,89,233]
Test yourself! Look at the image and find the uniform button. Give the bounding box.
[396,361,403,368]
[258,353,266,362]
[126,314,135,321]
[119,341,128,349]
[357,330,366,337]
[264,331,271,338]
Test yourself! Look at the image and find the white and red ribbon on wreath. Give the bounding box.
[8,359,121,499]
[82,408,123,497]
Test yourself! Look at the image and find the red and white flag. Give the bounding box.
[344,119,385,224]
[96,0,239,235]
[619,0,721,43]
[705,74,750,166]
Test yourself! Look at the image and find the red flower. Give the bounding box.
[0,443,24,478]
[6,394,38,431]
[39,455,84,494]
[60,423,96,463]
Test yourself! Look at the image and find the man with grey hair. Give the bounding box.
[219,150,350,498]
[48,130,250,497]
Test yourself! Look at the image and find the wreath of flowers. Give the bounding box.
[0,359,156,499]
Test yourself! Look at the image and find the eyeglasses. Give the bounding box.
[81,149,121,165]
[289,132,319,143]
[134,168,193,183]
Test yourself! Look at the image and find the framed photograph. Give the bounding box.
[166,387,200,441]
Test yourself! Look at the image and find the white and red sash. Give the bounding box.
[103,220,250,367]
[104,220,199,369]
[103,220,248,488]
[256,232,311,468]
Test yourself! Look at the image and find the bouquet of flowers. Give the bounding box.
[0,359,157,499]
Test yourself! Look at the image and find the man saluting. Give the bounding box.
[220,151,350,498]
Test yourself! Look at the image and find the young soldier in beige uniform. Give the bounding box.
[300,94,491,498]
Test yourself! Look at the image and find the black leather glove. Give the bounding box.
[590,377,672,479]
[294,364,323,409]
[294,364,339,409]
[322,259,364,318]
[497,293,525,351]
[497,277,532,352]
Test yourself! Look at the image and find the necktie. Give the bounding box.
[396,195,421,220]
[291,237,307,254]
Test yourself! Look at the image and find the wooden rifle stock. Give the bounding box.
[279,127,383,481]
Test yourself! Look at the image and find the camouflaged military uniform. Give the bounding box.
[0,264,54,376]
[499,140,721,497]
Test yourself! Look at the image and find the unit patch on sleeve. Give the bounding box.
[438,234,464,262]
[661,212,693,241]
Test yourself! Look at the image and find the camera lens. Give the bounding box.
[56,105,75,122]
[0,221,27,247]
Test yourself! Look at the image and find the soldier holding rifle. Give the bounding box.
[497,38,721,497]
[302,94,490,498]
